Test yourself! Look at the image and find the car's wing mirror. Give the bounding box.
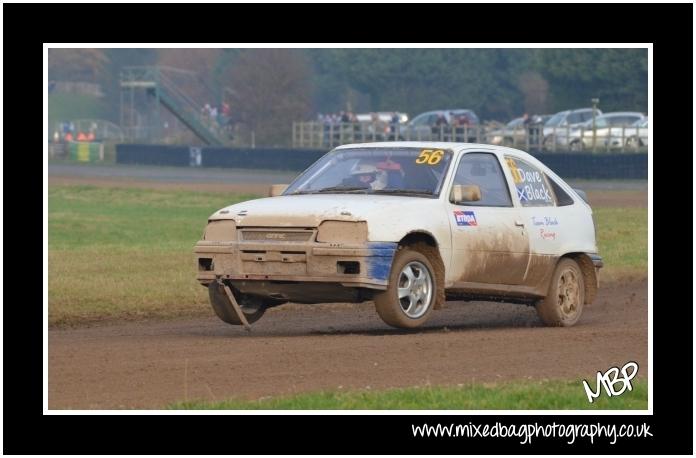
[269,184,288,197]
[450,184,481,204]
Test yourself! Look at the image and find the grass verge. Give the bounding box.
[593,207,648,280]
[48,185,259,325]
[48,185,647,326]
[169,378,648,410]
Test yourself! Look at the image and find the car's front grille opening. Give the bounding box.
[198,258,214,271]
[337,261,360,274]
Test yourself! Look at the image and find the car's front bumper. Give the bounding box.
[194,240,397,290]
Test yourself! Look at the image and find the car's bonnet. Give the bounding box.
[210,194,440,230]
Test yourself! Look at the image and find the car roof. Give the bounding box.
[415,109,475,115]
[334,141,531,156]
[598,112,644,118]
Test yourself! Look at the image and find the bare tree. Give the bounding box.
[48,49,110,83]
[225,49,313,147]
[518,71,550,115]
[157,49,221,105]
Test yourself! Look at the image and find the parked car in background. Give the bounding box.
[567,112,646,151]
[396,109,481,141]
[354,112,409,124]
[354,112,409,140]
[487,114,550,147]
[542,108,602,150]
[623,118,649,150]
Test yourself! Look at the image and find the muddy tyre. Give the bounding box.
[208,282,266,325]
[374,246,438,329]
[535,258,585,327]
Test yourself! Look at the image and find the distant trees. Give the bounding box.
[536,49,647,113]
[47,47,648,145]
[225,49,313,146]
[307,48,647,120]
[48,49,110,83]
[157,49,221,105]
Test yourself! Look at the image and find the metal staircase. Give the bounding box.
[120,66,225,146]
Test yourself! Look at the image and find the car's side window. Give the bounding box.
[411,114,428,126]
[452,153,512,207]
[579,111,594,122]
[546,176,574,206]
[504,156,555,207]
[567,112,584,124]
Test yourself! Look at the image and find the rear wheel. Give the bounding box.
[374,246,438,328]
[208,282,267,325]
[535,258,585,327]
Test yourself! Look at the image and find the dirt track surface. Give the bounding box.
[48,278,648,409]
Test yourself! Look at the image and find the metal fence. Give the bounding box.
[49,119,124,142]
[291,122,648,153]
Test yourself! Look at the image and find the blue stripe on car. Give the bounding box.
[366,242,397,281]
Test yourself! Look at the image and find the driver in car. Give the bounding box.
[342,160,388,190]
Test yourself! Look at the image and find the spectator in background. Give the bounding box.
[433,113,448,136]
[76,131,87,141]
[64,131,73,142]
[522,112,533,139]
[86,131,95,142]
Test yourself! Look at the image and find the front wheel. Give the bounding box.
[208,282,267,325]
[374,246,438,328]
[535,258,585,327]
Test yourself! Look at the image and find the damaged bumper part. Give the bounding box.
[194,222,396,303]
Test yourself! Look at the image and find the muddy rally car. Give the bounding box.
[195,142,602,329]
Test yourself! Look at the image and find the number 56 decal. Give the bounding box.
[415,149,444,165]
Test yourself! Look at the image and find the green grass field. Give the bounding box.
[48,93,113,126]
[169,378,648,410]
[48,185,647,325]
[48,186,259,325]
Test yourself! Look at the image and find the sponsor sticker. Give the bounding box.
[539,228,557,240]
[454,210,477,226]
[531,216,559,226]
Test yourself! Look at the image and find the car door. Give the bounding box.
[502,155,565,289]
[446,151,530,286]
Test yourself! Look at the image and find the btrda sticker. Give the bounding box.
[454,210,477,226]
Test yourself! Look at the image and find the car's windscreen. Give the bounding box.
[545,112,567,127]
[284,147,453,197]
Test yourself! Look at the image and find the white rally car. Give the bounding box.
[195,142,602,329]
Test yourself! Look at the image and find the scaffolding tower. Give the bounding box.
[120,66,226,146]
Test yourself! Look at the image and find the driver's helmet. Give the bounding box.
[350,162,380,177]
[350,161,387,189]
